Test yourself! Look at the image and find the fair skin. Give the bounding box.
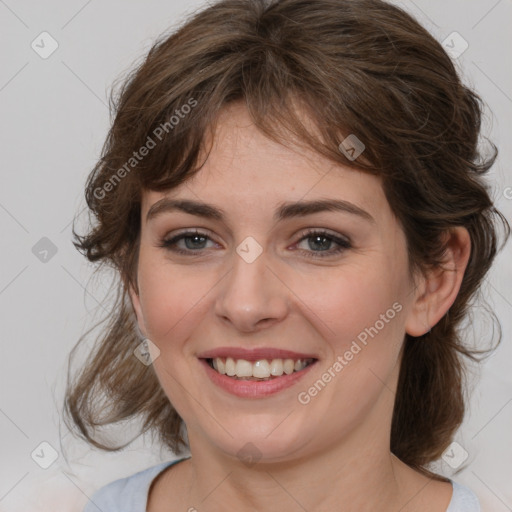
[129,102,471,512]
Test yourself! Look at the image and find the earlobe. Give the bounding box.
[128,282,148,338]
[404,275,431,337]
[404,227,471,337]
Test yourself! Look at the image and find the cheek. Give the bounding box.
[299,263,406,408]
[298,261,405,350]
[137,253,215,346]
[295,268,406,420]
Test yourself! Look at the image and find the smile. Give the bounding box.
[199,356,318,398]
[206,357,316,380]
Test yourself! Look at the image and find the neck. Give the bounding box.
[180,427,412,511]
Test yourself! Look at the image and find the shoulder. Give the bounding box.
[81,460,177,512]
[447,480,481,512]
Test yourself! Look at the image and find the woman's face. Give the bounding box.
[130,102,424,463]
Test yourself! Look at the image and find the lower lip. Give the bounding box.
[199,359,317,398]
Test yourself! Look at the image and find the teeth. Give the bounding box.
[225,357,236,376]
[253,360,271,378]
[235,359,253,377]
[211,357,313,379]
[270,359,283,376]
[284,359,295,375]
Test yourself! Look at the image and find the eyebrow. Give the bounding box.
[146,198,375,224]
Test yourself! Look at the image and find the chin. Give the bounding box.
[205,423,312,465]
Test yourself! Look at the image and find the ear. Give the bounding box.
[128,281,148,338]
[405,227,471,337]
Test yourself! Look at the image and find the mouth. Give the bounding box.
[198,350,319,398]
[203,357,317,381]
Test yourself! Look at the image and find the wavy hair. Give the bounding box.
[63,0,510,475]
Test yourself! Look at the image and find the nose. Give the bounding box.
[214,246,289,333]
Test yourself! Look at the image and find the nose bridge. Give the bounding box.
[214,238,288,332]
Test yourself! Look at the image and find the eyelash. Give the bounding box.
[158,229,352,259]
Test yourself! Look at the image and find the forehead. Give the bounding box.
[141,103,388,223]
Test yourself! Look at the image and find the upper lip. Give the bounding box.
[197,347,318,362]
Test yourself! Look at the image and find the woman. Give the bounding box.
[65,0,510,510]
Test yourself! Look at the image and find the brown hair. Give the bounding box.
[64,0,510,475]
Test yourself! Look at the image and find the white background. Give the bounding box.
[0,1,511,510]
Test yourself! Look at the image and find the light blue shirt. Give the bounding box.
[82,457,481,511]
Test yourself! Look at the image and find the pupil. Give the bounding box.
[186,235,206,249]
[310,235,330,251]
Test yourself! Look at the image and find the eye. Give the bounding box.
[159,229,218,255]
[158,228,352,258]
[294,229,351,258]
